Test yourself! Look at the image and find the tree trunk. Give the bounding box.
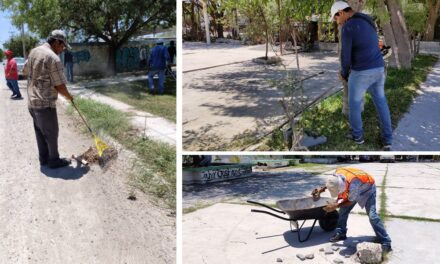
[347,0,366,12]
[385,0,412,68]
[217,23,224,38]
[258,5,269,59]
[234,9,239,39]
[190,2,198,41]
[416,34,421,54]
[377,0,412,69]
[277,0,283,55]
[201,0,210,44]
[424,0,440,41]
[108,44,117,76]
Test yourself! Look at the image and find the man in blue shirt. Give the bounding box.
[331,1,393,150]
[148,40,171,95]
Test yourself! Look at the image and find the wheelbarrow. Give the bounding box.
[247,197,339,242]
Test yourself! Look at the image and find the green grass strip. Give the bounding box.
[379,165,388,221]
[91,79,176,122]
[68,98,176,209]
[355,212,440,222]
[295,54,438,151]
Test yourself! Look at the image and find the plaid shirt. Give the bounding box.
[25,43,67,109]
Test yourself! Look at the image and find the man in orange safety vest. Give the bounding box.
[318,167,392,253]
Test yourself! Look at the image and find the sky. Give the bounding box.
[0,10,20,50]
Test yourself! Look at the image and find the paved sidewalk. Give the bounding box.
[183,162,440,264]
[183,42,340,150]
[392,59,440,150]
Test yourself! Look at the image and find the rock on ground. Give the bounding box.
[356,242,383,264]
[296,254,306,261]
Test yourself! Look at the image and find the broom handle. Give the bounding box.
[71,101,94,134]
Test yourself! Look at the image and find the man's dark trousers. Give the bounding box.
[29,108,60,164]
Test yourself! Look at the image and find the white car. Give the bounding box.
[14,57,26,78]
[380,155,395,163]
[2,57,26,78]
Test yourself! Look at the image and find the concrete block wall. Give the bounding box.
[68,38,176,77]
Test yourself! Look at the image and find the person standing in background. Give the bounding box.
[168,41,176,64]
[64,49,74,83]
[148,40,171,95]
[4,50,23,100]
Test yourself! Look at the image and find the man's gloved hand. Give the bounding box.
[323,201,338,212]
[312,186,327,201]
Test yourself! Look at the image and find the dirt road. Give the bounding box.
[0,67,175,263]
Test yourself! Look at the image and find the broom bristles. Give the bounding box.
[98,147,118,169]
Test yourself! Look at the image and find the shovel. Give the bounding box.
[71,100,109,157]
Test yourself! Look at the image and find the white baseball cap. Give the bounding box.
[330,1,350,21]
[326,174,346,198]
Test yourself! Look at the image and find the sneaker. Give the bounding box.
[10,94,17,98]
[346,133,365,144]
[329,233,347,242]
[382,145,391,151]
[11,96,23,100]
[382,245,392,254]
[48,158,71,169]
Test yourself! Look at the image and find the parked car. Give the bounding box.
[359,155,380,162]
[380,155,395,163]
[14,57,26,78]
[1,57,26,79]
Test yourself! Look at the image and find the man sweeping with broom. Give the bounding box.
[25,30,74,169]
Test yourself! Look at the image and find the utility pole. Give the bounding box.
[21,24,27,59]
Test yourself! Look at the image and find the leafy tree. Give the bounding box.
[0,48,4,60]
[423,0,440,40]
[403,1,428,54]
[1,0,176,75]
[3,34,40,57]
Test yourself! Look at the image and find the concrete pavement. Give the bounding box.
[392,59,440,151]
[182,42,341,150]
[183,162,440,264]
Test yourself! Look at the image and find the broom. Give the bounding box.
[71,100,117,167]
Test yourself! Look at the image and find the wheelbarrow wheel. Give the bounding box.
[319,211,339,232]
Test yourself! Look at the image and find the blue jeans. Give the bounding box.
[148,69,165,94]
[65,62,74,82]
[335,191,392,247]
[348,67,392,145]
[6,79,21,97]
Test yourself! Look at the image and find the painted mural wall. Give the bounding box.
[67,38,176,76]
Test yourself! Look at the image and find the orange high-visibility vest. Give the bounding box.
[335,168,375,201]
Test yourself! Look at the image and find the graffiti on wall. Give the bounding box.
[201,167,252,183]
[116,47,139,71]
[72,50,91,64]
[115,45,152,72]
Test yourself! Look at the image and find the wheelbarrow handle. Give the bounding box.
[250,209,292,221]
[247,200,285,214]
